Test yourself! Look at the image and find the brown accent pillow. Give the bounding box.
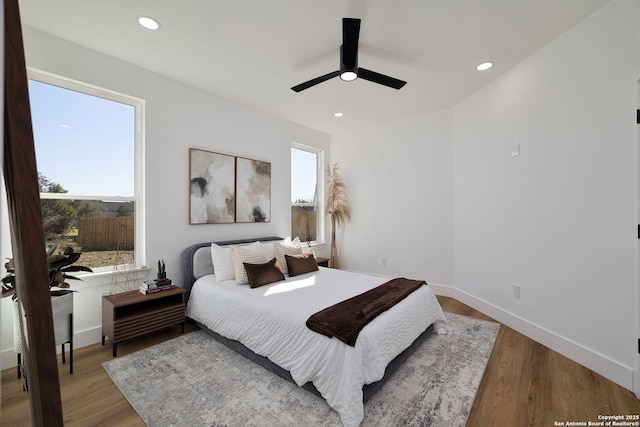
[243,258,285,288]
[285,252,319,277]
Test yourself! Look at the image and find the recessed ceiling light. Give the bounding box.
[476,62,493,71]
[138,16,160,30]
[334,112,344,118]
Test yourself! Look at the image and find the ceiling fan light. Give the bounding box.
[340,71,358,82]
[138,16,160,30]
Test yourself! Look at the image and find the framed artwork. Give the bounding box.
[189,148,235,224]
[236,157,271,223]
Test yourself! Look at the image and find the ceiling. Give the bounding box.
[19,0,610,136]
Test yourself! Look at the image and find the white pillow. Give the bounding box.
[231,245,268,285]
[210,243,234,281]
[261,241,275,261]
[281,236,301,247]
[211,241,261,281]
[273,240,303,276]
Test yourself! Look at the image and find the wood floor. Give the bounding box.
[1,296,638,426]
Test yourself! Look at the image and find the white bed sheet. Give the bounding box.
[186,267,446,427]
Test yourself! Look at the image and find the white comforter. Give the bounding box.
[186,267,446,427]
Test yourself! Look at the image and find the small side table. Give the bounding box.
[102,287,186,357]
[316,257,330,268]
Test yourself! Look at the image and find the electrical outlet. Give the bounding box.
[381,258,387,267]
[512,284,521,299]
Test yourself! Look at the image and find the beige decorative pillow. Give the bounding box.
[231,246,267,285]
[273,241,303,276]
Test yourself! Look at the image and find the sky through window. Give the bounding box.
[29,80,135,197]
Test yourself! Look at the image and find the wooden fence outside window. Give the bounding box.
[77,216,134,250]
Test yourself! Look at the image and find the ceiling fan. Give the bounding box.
[291,18,407,92]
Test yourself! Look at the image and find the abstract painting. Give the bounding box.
[236,157,271,223]
[189,148,235,224]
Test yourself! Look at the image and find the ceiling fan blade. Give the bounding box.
[358,68,407,90]
[291,70,341,92]
[342,18,361,67]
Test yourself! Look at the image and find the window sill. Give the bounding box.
[71,265,150,288]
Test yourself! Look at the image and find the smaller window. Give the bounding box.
[291,144,323,246]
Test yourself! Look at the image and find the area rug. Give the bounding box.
[103,312,500,426]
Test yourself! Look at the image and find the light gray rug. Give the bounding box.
[103,312,500,426]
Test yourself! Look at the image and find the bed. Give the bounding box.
[182,237,447,427]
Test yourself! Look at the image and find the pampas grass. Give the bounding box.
[325,163,351,269]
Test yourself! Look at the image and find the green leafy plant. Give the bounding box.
[157,259,166,279]
[2,242,93,300]
[303,234,312,249]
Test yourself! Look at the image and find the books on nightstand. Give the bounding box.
[140,278,175,294]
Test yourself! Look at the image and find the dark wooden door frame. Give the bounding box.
[4,0,64,424]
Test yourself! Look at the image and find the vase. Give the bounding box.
[14,291,74,377]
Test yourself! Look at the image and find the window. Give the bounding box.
[28,69,144,270]
[291,143,323,245]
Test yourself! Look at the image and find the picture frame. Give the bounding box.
[235,157,271,223]
[189,148,235,224]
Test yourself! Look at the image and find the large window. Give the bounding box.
[28,69,144,270]
[291,143,323,245]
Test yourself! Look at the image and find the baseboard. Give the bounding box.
[427,282,454,297]
[341,279,634,390]
[74,325,104,349]
[0,347,17,371]
[340,269,454,297]
[0,325,103,370]
[449,287,634,392]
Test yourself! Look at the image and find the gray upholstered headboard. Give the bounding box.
[181,236,283,301]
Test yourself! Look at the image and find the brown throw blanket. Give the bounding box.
[306,277,426,346]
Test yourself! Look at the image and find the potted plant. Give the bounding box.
[2,242,93,299]
[2,243,93,376]
[157,259,166,280]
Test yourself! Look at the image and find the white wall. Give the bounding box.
[334,0,640,391]
[331,108,454,288]
[0,27,330,367]
[453,0,640,389]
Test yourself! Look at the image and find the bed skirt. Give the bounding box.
[194,319,434,402]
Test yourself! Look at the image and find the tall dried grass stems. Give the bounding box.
[325,163,351,269]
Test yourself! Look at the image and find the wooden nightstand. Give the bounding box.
[316,257,330,268]
[102,287,186,357]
